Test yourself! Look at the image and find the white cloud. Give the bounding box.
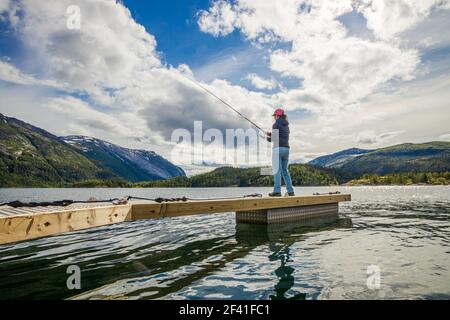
[357,131,381,145]
[7,0,161,106]
[0,0,18,25]
[192,47,260,82]
[245,73,278,90]
[271,37,419,111]
[176,64,194,78]
[197,0,425,116]
[355,0,450,40]
[0,59,63,87]
[399,8,450,51]
[201,0,353,43]
[46,96,146,139]
[357,130,405,145]
[0,0,10,12]
[198,0,237,37]
[0,0,449,168]
[0,0,273,144]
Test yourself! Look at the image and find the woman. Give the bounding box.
[267,108,295,197]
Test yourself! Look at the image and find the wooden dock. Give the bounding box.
[0,194,351,245]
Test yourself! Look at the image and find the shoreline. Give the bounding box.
[0,184,448,189]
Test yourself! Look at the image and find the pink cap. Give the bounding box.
[273,108,285,117]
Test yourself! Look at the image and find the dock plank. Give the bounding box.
[0,194,351,245]
[0,204,133,245]
[132,194,351,219]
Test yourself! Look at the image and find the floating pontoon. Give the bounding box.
[0,194,351,245]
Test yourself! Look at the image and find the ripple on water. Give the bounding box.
[0,186,449,300]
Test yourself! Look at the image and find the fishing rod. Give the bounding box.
[180,73,266,133]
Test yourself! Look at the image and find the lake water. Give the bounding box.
[0,186,449,300]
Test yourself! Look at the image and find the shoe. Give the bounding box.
[268,192,282,197]
[288,192,296,196]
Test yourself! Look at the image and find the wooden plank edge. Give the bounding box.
[131,194,351,220]
[0,204,133,245]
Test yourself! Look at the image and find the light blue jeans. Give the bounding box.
[272,147,294,194]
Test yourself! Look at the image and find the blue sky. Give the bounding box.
[123,0,255,85]
[121,0,296,90]
[0,0,449,171]
[123,0,243,66]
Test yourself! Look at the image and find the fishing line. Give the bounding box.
[180,73,266,133]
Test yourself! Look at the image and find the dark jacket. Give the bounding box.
[268,117,290,148]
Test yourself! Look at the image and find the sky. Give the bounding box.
[0,0,449,174]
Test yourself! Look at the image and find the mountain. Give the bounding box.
[0,113,185,187]
[137,165,339,188]
[2,112,448,188]
[190,165,339,187]
[63,136,185,182]
[0,114,114,187]
[309,148,373,168]
[309,142,450,176]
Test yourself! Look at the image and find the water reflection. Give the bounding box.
[1,186,448,300]
[69,217,352,300]
[235,217,353,300]
[0,215,353,300]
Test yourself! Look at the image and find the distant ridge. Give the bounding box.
[308,142,450,175]
[309,148,373,168]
